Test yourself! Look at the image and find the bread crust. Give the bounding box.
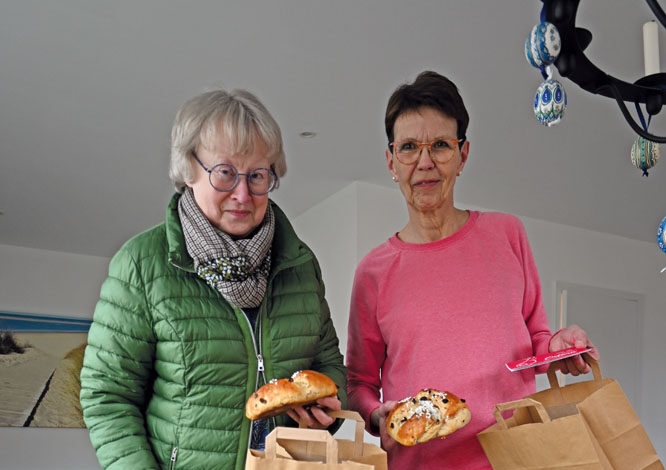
[245,370,338,420]
[386,388,471,446]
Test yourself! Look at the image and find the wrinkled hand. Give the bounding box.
[370,401,398,452]
[549,324,600,376]
[286,396,341,429]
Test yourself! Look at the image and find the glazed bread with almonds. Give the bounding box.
[245,370,338,420]
[386,388,471,446]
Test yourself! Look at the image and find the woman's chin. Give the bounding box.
[411,197,445,213]
[217,221,255,238]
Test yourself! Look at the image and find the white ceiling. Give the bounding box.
[1,0,665,258]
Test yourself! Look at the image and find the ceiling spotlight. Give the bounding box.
[299,131,317,138]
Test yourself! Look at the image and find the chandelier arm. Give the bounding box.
[645,0,666,29]
[599,82,666,142]
[544,1,657,103]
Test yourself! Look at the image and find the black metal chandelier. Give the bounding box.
[541,0,666,142]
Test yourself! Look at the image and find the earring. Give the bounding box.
[392,175,398,182]
[457,171,462,176]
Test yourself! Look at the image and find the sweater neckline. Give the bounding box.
[388,210,479,251]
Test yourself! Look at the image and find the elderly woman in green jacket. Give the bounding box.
[80,88,347,470]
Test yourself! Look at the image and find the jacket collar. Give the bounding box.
[166,192,309,273]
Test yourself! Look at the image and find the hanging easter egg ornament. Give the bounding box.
[525,21,566,126]
[534,71,567,126]
[658,217,666,273]
[525,22,561,69]
[630,136,660,176]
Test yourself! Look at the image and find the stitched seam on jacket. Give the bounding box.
[103,274,142,291]
[271,333,318,340]
[169,338,244,343]
[276,355,319,362]
[98,435,153,467]
[183,360,248,367]
[82,362,153,381]
[96,298,147,319]
[152,316,243,326]
[182,399,244,409]
[152,294,227,308]
[89,318,158,344]
[266,311,315,319]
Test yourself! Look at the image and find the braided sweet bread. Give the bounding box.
[245,370,338,420]
[386,388,471,446]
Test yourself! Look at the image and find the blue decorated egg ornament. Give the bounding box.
[525,22,561,68]
[658,217,666,254]
[534,79,567,126]
[630,137,659,176]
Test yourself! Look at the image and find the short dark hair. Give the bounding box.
[384,71,469,149]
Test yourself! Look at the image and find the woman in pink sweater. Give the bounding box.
[346,71,599,469]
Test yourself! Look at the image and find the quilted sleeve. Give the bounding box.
[80,245,159,469]
[309,255,348,433]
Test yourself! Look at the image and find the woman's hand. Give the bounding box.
[286,396,342,429]
[549,324,600,375]
[370,401,398,452]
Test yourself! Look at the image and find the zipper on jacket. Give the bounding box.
[169,446,178,470]
[243,311,269,451]
[242,312,267,387]
[257,353,264,372]
[243,312,278,450]
[242,255,311,451]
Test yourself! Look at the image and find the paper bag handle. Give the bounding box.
[265,426,338,463]
[546,353,602,390]
[493,397,550,430]
[297,409,365,457]
[327,409,365,457]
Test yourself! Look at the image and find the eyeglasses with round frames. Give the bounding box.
[390,137,465,165]
[192,152,277,195]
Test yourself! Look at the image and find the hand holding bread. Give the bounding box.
[286,395,341,429]
[386,388,471,446]
[245,370,339,421]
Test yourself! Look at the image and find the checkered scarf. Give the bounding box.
[178,188,274,308]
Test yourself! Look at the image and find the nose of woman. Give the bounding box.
[230,176,253,204]
[415,146,436,170]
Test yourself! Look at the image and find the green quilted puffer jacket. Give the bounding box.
[80,194,347,470]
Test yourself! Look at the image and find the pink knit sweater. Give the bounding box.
[346,211,552,470]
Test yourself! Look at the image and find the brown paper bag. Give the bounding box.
[245,410,387,470]
[478,356,664,470]
[477,396,606,469]
[532,357,664,470]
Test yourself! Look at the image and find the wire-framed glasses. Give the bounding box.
[390,137,465,165]
[192,153,277,195]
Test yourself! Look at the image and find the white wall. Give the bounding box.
[291,182,358,355]
[293,181,666,458]
[0,244,109,318]
[0,243,107,469]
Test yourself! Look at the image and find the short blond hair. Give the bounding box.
[169,88,286,192]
